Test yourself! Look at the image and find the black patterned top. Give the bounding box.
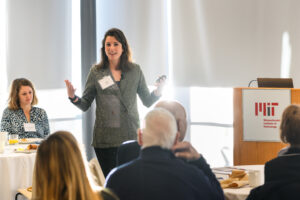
[0,107,50,138]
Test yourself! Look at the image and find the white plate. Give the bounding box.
[14,149,37,153]
[19,138,43,144]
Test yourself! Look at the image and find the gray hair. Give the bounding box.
[141,108,177,149]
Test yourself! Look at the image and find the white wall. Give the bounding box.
[6,0,72,90]
[171,0,300,87]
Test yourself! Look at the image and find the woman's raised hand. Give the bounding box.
[154,75,167,96]
[64,80,76,98]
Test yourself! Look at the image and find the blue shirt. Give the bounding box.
[1,107,50,138]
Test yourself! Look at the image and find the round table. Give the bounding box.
[215,165,265,200]
[0,144,36,200]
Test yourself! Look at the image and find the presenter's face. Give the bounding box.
[18,86,33,106]
[105,36,123,63]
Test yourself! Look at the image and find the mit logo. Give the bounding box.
[255,102,279,116]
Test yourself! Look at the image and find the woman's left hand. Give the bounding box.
[154,75,167,96]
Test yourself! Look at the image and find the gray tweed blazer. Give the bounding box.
[73,63,159,148]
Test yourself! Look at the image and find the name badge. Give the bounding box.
[98,76,114,90]
[24,123,36,132]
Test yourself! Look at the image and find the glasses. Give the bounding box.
[8,134,19,145]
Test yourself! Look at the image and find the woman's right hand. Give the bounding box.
[64,80,76,98]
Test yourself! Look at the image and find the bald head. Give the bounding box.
[155,100,187,141]
[140,108,178,149]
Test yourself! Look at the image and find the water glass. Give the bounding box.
[8,134,19,145]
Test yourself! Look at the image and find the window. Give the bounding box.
[0,0,7,119]
[36,0,82,141]
[0,0,82,142]
[190,87,233,167]
[37,88,82,141]
[137,86,233,167]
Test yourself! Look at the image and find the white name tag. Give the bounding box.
[98,75,114,90]
[24,123,36,132]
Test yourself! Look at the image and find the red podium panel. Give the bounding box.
[233,88,300,165]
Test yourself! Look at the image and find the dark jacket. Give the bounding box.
[247,147,300,200]
[106,146,224,200]
[117,140,224,199]
[116,140,140,166]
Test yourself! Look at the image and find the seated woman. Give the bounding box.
[247,104,300,200]
[0,78,49,138]
[32,131,118,200]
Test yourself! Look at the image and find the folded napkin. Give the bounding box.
[27,186,32,192]
[220,169,249,188]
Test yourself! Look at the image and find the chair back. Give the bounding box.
[89,157,106,186]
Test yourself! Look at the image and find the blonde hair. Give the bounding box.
[141,108,177,149]
[32,131,101,200]
[280,104,300,146]
[8,78,38,110]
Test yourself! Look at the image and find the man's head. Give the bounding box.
[138,108,178,149]
[155,100,187,141]
[280,104,300,146]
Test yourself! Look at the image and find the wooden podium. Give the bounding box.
[234,88,300,165]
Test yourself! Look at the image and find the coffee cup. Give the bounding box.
[0,132,8,153]
[249,170,262,187]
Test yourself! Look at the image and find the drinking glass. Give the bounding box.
[8,134,19,145]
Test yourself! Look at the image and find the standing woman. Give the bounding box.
[0,78,50,138]
[65,28,165,176]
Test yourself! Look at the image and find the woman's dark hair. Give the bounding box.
[280,104,300,146]
[95,28,132,71]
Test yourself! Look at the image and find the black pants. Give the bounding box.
[94,147,118,177]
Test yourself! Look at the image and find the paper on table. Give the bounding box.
[213,167,248,176]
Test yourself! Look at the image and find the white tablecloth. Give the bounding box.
[0,144,36,200]
[215,165,264,200]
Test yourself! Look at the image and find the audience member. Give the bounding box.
[32,131,117,200]
[1,78,50,138]
[106,108,223,200]
[116,101,192,165]
[116,100,224,199]
[247,105,300,200]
